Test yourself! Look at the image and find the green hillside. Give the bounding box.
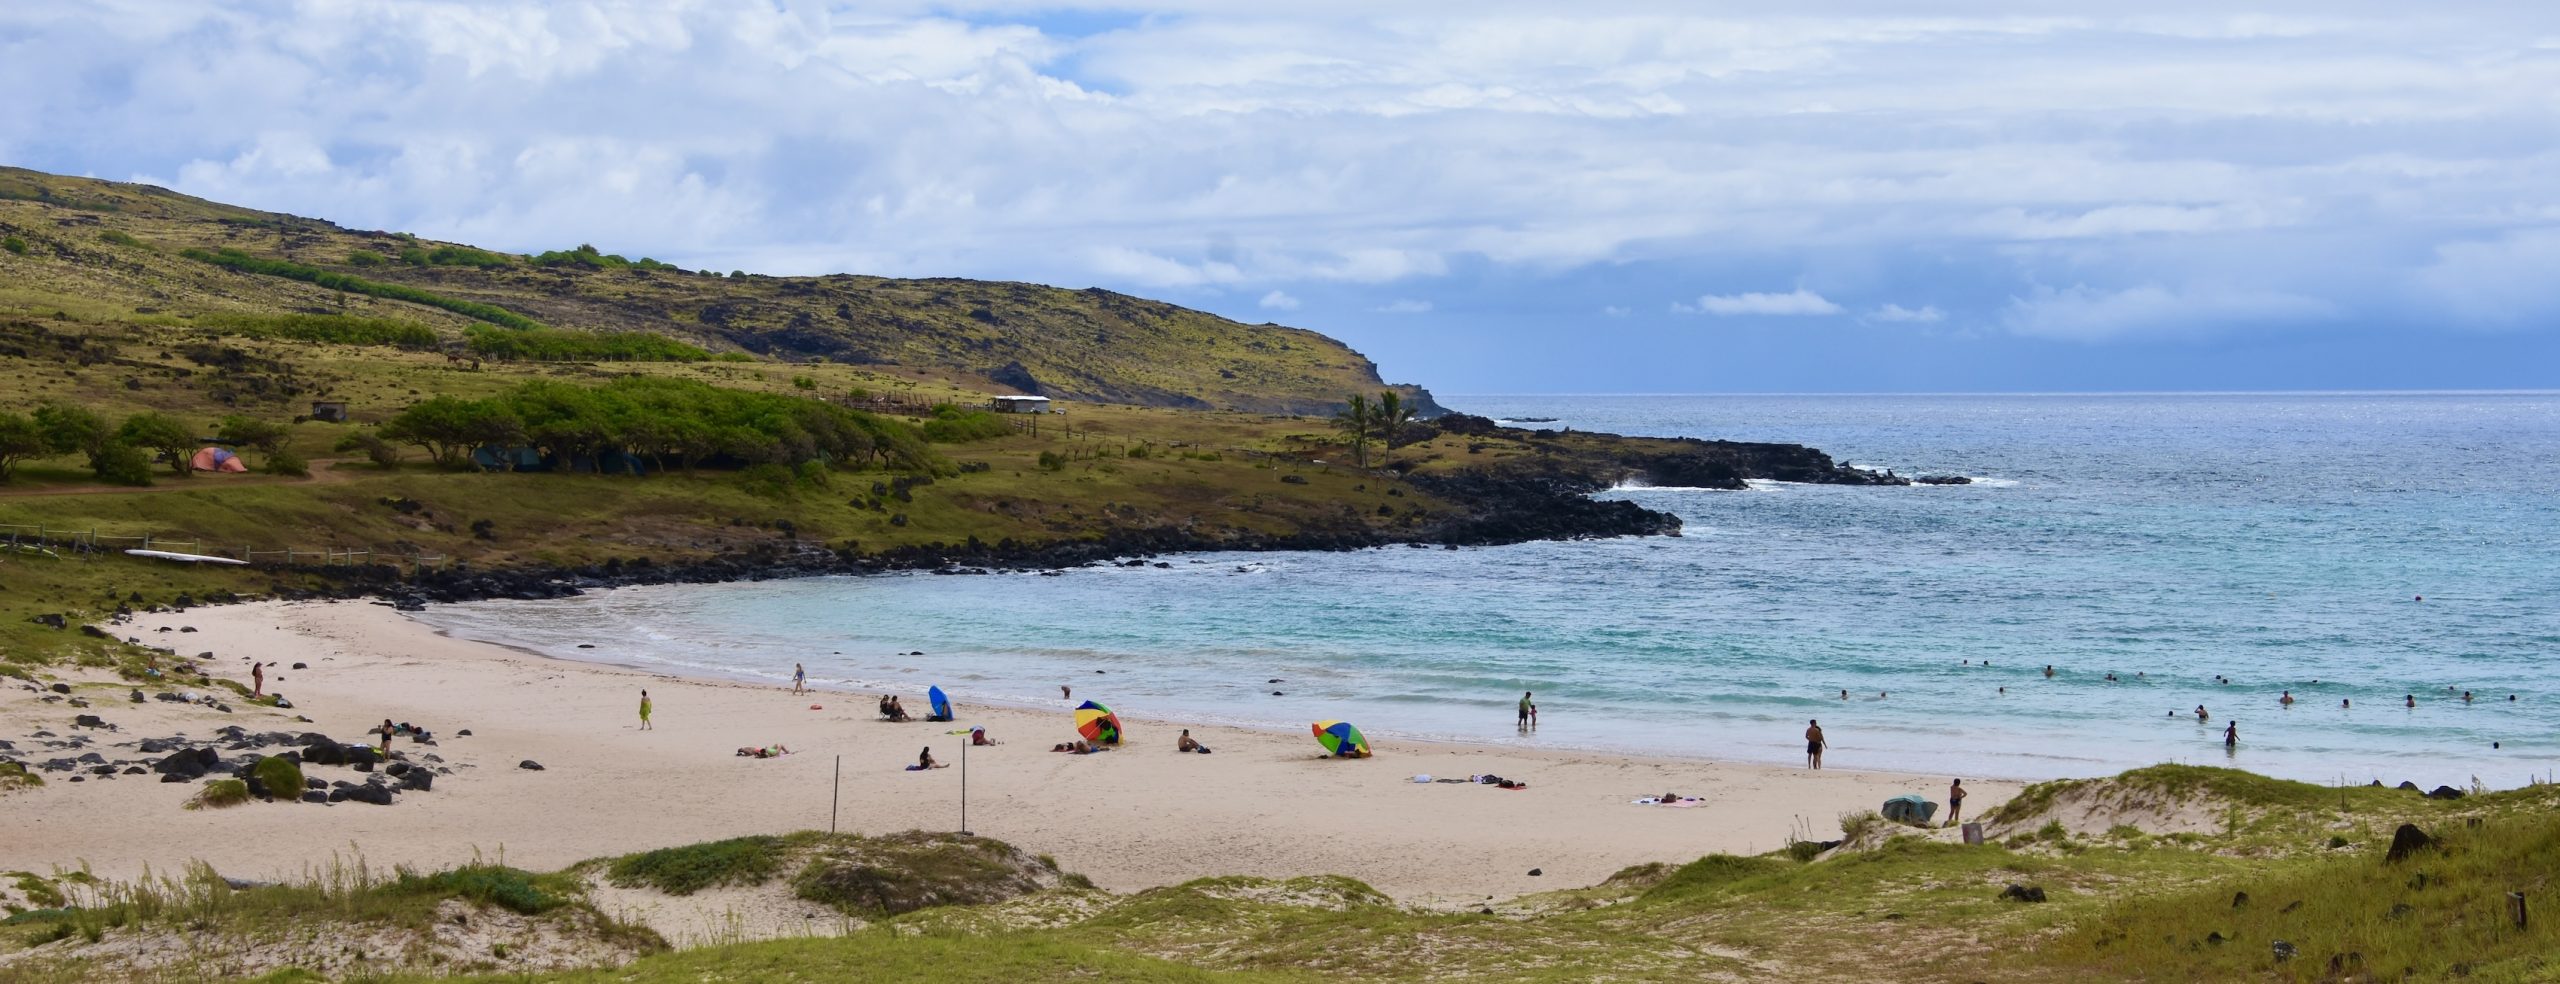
[0,166,1428,414]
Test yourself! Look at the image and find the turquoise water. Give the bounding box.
[416,393,2560,786]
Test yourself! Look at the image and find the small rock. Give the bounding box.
[1526,868,1541,877]
[2206,931,2227,945]
[519,759,544,771]
[2425,785,2464,800]
[290,662,307,670]
[48,683,70,694]
[2000,884,2047,903]
[457,729,472,737]
[2232,891,2249,908]
[300,791,329,804]
[2385,824,2434,862]
[2272,940,2297,962]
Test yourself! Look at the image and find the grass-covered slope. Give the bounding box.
[0,165,1426,414]
[11,772,2557,983]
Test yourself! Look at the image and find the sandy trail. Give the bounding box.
[0,600,2014,903]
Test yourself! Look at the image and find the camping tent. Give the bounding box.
[189,447,249,473]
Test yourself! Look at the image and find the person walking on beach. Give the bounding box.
[1518,691,1534,730]
[1805,720,1827,769]
[638,689,654,730]
[1945,778,1966,826]
[792,663,806,695]
[251,661,264,697]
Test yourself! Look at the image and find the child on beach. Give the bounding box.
[1945,778,1966,826]
[792,663,806,695]
[639,689,653,730]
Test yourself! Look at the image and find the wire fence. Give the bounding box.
[0,523,448,573]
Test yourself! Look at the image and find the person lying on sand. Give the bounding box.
[971,727,997,746]
[1176,729,1212,753]
[735,745,791,758]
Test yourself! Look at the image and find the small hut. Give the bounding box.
[310,401,349,423]
[990,395,1052,414]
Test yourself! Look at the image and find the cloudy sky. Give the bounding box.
[6,1,2559,393]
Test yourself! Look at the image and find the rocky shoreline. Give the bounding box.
[30,418,1919,614]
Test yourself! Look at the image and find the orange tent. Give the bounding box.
[189,447,249,473]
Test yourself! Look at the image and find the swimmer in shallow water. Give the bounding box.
[2406,694,2417,708]
[2342,698,2352,709]
[2195,705,2209,722]
[2280,690,2294,706]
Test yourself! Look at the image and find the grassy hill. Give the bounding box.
[0,166,1429,415]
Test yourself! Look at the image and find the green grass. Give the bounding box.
[183,778,251,810]
[605,835,791,896]
[180,247,545,330]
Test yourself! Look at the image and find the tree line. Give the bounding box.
[368,376,937,475]
[0,407,299,485]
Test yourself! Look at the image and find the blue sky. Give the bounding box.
[4,1,2558,393]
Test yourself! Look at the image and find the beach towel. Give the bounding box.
[1631,797,1705,807]
[904,764,928,771]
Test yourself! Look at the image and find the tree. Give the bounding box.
[1372,390,1417,461]
[91,442,154,486]
[1335,394,1375,469]
[116,412,199,476]
[333,430,401,469]
[0,412,47,481]
[33,404,111,459]
[214,415,290,454]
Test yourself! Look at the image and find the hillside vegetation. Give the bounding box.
[6,770,2556,982]
[0,166,1427,414]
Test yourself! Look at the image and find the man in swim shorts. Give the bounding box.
[1805,720,1826,770]
[1518,691,1533,730]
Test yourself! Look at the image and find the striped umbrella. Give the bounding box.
[1075,701,1122,744]
[1312,720,1370,758]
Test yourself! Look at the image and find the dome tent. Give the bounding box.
[189,447,249,473]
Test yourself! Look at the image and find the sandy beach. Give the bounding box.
[1,599,2017,904]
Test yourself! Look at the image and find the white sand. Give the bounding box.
[0,600,2016,903]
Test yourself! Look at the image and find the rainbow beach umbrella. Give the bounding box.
[1075,701,1122,744]
[1312,720,1369,758]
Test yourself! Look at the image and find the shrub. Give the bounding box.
[91,441,155,486]
[607,835,788,895]
[180,247,542,330]
[215,414,290,453]
[792,375,817,390]
[187,778,252,810]
[345,250,385,266]
[0,761,42,791]
[99,230,142,248]
[921,405,1011,443]
[2,235,26,255]
[398,864,564,915]
[249,756,304,799]
[1036,450,1067,471]
[263,449,309,476]
[334,430,401,468]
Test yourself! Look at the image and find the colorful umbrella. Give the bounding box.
[928,686,951,721]
[1075,700,1122,744]
[1312,720,1369,758]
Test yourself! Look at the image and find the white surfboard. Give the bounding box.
[124,548,249,566]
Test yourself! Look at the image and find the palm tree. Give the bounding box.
[1372,390,1416,462]
[1335,394,1374,468]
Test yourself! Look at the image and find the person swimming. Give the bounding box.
[2405,694,2417,708]
[2281,690,2294,706]
[2194,705,2209,721]
[2043,665,2055,678]
[2342,698,2352,708]
[2463,691,2474,703]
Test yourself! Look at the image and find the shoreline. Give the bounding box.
[0,599,2020,903]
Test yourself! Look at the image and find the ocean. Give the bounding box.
[413,393,2560,788]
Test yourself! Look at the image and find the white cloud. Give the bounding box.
[1,0,2553,348]
[2001,284,2337,341]
[1371,299,1434,313]
[1600,305,1631,317]
[1867,303,1944,323]
[2414,228,2560,329]
[1678,289,1842,316]
[1258,289,1302,310]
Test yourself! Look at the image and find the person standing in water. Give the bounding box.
[1805,720,1827,770]
[2224,721,2238,748]
[1517,691,1535,730]
[2280,690,2294,706]
[1945,778,1966,826]
[792,663,806,695]
[638,689,653,730]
